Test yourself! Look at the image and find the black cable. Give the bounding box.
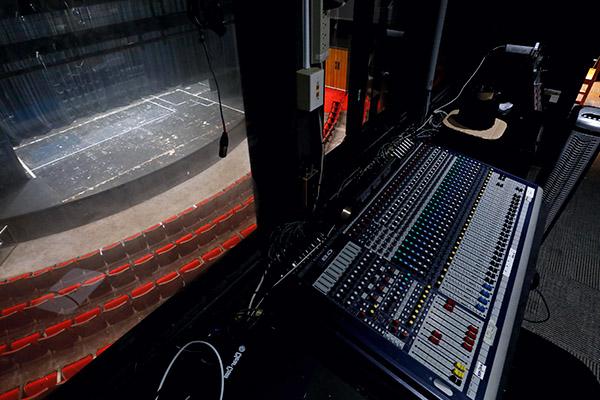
[524,288,550,324]
[200,37,229,158]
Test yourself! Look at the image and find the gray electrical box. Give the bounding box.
[297,68,325,111]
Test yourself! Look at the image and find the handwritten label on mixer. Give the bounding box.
[484,322,497,345]
[474,361,487,380]
[525,187,535,203]
[503,249,516,278]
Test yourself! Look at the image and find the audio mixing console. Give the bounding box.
[296,142,543,400]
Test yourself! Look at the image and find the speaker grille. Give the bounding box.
[543,131,600,232]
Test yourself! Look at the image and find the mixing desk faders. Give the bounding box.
[297,142,543,400]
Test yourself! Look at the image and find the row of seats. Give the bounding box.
[323,100,342,142]
[0,174,253,306]
[0,225,256,380]
[0,342,112,400]
[0,196,256,339]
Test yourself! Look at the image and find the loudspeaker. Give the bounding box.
[542,106,600,234]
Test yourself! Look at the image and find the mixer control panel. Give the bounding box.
[302,143,542,400]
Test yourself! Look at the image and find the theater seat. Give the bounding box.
[107,263,135,289]
[1,273,32,301]
[240,223,257,238]
[103,295,134,326]
[96,343,111,357]
[30,266,56,294]
[133,254,158,279]
[72,307,105,338]
[0,303,31,333]
[24,294,56,323]
[156,272,184,299]
[194,223,216,247]
[23,371,58,398]
[179,206,199,228]
[222,234,242,250]
[101,242,126,265]
[229,203,246,227]
[77,250,104,270]
[175,233,199,257]
[162,215,182,236]
[179,259,204,285]
[82,273,112,301]
[62,354,93,380]
[130,283,160,312]
[40,320,75,354]
[47,259,76,284]
[7,332,46,365]
[155,243,178,268]
[212,210,235,237]
[201,247,224,265]
[0,387,19,400]
[123,233,145,255]
[143,224,166,247]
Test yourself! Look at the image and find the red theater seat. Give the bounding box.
[143,224,166,246]
[30,266,56,293]
[82,273,112,301]
[101,242,126,265]
[240,223,257,238]
[123,232,145,255]
[40,320,75,353]
[1,273,32,300]
[179,259,204,285]
[77,250,104,270]
[194,223,216,247]
[72,307,105,338]
[155,243,178,268]
[131,283,160,312]
[96,343,111,357]
[212,210,235,237]
[62,354,93,380]
[103,295,133,326]
[162,215,182,236]
[222,234,242,250]
[156,272,184,299]
[23,371,58,398]
[133,254,158,279]
[179,206,200,228]
[0,302,33,334]
[0,387,19,400]
[7,332,46,365]
[175,233,199,256]
[24,294,55,322]
[46,259,76,283]
[107,263,135,289]
[202,247,224,264]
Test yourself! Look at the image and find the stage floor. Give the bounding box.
[13,80,244,203]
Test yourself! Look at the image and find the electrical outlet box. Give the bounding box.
[311,0,330,64]
[297,68,324,111]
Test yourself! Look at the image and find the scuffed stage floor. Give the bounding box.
[14,80,244,203]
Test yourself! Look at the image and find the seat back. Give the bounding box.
[62,354,93,380]
[143,224,166,246]
[155,243,178,268]
[133,254,158,279]
[178,259,204,285]
[103,295,134,326]
[162,215,182,236]
[156,272,184,299]
[101,242,126,265]
[24,371,58,398]
[175,233,199,257]
[130,283,160,312]
[123,233,145,255]
[107,263,135,289]
[72,307,105,338]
